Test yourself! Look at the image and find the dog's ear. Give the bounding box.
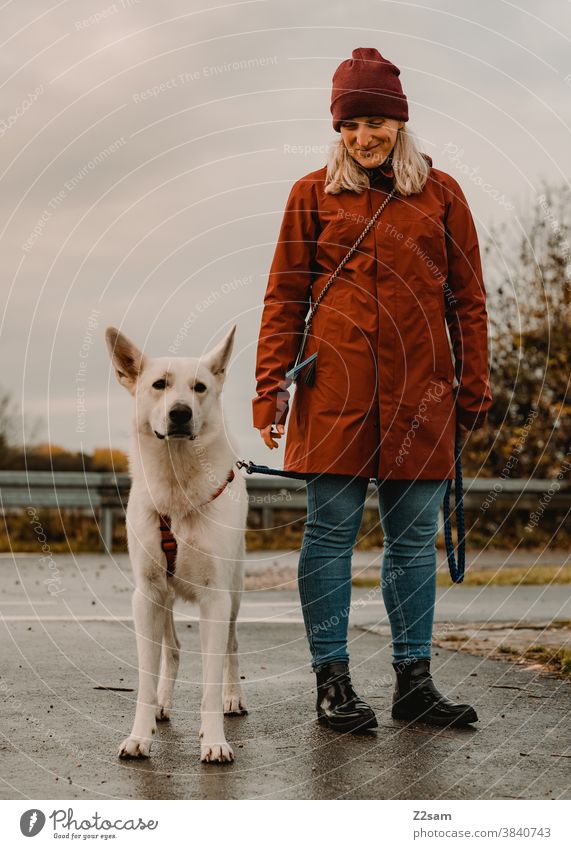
[105,327,146,395]
[202,325,236,384]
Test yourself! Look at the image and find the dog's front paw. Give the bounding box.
[118,737,152,759]
[200,742,234,764]
[223,689,248,716]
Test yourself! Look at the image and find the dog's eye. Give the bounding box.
[194,382,207,393]
[152,379,167,390]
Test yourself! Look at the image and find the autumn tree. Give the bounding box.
[91,447,129,472]
[463,182,570,482]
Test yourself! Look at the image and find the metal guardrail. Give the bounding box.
[0,470,568,552]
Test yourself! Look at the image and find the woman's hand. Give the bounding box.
[259,423,285,449]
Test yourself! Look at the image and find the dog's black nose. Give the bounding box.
[169,404,193,425]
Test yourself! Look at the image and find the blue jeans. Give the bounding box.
[298,474,449,670]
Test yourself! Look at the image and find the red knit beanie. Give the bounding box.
[331,47,409,132]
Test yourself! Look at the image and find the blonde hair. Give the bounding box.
[324,124,430,197]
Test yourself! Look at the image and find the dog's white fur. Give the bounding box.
[105,324,248,764]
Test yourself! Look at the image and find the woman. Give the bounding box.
[252,48,492,731]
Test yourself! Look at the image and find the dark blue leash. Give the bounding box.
[442,424,466,583]
[236,423,465,584]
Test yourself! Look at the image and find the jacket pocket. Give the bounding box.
[431,305,455,384]
[390,214,448,299]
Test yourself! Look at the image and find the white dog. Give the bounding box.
[105,325,248,764]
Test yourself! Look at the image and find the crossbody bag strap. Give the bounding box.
[291,187,396,375]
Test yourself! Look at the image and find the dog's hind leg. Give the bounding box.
[118,585,166,759]
[223,590,247,716]
[156,590,180,722]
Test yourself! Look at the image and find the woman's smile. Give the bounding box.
[356,141,382,155]
[353,141,386,163]
[340,116,402,168]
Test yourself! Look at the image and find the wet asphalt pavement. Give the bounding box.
[3,552,570,626]
[1,554,570,799]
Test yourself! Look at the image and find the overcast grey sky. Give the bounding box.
[1,0,569,462]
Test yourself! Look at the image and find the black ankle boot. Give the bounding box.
[315,661,378,733]
[392,658,478,727]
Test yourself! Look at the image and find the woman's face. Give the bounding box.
[340,116,403,168]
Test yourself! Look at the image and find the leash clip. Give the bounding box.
[235,459,254,473]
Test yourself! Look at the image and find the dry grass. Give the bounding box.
[496,645,571,678]
[353,565,571,588]
[436,565,571,587]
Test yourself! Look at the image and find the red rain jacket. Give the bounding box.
[252,154,492,479]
